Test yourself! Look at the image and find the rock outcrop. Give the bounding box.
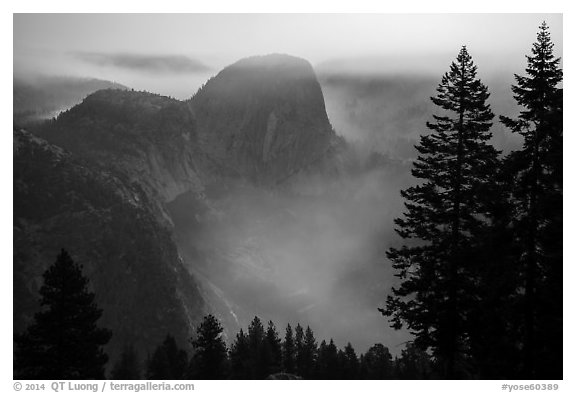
[189,54,337,184]
[38,89,206,204]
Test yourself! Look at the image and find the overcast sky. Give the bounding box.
[14,13,563,99]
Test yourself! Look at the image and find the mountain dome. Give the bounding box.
[190,54,336,184]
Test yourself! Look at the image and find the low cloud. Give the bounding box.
[73,52,210,74]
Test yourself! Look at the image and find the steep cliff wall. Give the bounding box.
[189,54,337,184]
[14,129,206,366]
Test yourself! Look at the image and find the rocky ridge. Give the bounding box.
[14,128,206,365]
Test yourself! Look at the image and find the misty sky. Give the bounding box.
[14,13,563,99]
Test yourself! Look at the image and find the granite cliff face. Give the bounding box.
[37,55,339,198]
[13,129,206,365]
[38,89,206,204]
[189,54,337,184]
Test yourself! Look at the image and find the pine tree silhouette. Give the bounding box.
[324,339,339,379]
[14,249,111,379]
[247,316,267,378]
[294,323,305,377]
[500,21,563,379]
[263,320,282,375]
[189,314,228,379]
[362,343,393,379]
[300,326,318,379]
[381,46,499,378]
[341,343,359,379]
[315,340,329,379]
[282,323,296,374]
[229,329,250,379]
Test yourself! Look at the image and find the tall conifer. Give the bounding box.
[381,46,499,378]
[14,249,111,379]
[500,21,563,379]
[189,314,228,379]
[282,324,296,374]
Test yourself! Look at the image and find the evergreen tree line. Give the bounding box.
[115,314,434,380]
[14,249,432,380]
[380,22,562,379]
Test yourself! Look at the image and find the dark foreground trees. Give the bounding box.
[226,316,427,379]
[281,323,296,373]
[500,21,563,379]
[189,314,228,379]
[382,22,562,380]
[14,249,112,379]
[12,250,420,381]
[381,46,499,378]
[143,314,421,380]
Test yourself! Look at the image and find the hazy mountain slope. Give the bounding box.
[13,75,127,126]
[13,128,206,366]
[37,89,206,204]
